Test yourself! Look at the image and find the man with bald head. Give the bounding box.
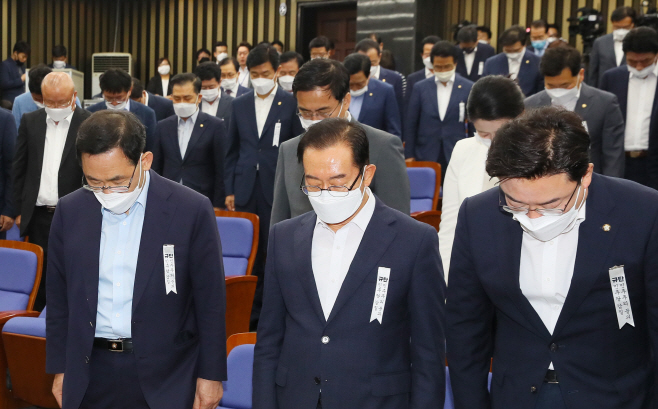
[13,72,91,310]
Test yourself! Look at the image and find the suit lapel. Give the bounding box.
[59,109,83,173]
[574,85,592,119]
[261,88,284,138]
[183,112,208,162]
[80,192,103,317]
[294,213,326,324]
[34,111,48,179]
[359,88,374,121]
[247,94,259,139]
[428,80,440,120]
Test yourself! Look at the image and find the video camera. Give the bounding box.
[568,7,605,45]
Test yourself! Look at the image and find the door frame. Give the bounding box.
[296,0,358,61]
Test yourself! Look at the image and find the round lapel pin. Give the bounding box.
[603,224,611,232]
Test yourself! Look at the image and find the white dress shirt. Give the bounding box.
[36,109,75,206]
[625,65,657,151]
[255,84,277,137]
[507,48,525,80]
[178,108,199,160]
[436,73,455,121]
[311,188,376,320]
[425,67,434,79]
[370,65,381,80]
[464,48,477,75]
[201,91,221,117]
[143,92,150,107]
[614,40,624,67]
[238,66,250,87]
[161,79,170,96]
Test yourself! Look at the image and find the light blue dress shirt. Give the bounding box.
[95,171,150,339]
[177,108,199,160]
[349,93,365,121]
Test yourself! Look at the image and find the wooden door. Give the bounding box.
[315,6,357,62]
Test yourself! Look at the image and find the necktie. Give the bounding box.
[226,89,232,96]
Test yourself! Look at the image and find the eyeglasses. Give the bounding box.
[300,168,363,197]
[44,97,73,109]
[499,183,579,216]
[82,163,138,193]
[297,100,342,121]
[104,95,128,104]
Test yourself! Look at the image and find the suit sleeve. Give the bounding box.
[1,114,16,217]
[143,108,158,153]
[252,225,287,409]
[224,99,240,196]
[588,40,601,87]
[270,143,291,227]
[600,96,625,178]
[372,133,410,214]
[445,199,495,409]
[190,197,227,380]
[165,102,175,119]
[212,121,227,207]
[599,71,611,93]
[150,122,164,175]
[643,205,658,395]
[403,84,421,159]
[12,117,29,218]
[384,87,402,138]
[409,226,446,409]
[0,62,24,91]
[438,151,461,281]
[482,59,493,77]
[11,101,22,131]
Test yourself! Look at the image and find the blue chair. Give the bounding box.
[0,240,43,311]
[218,335,256,409]
[215,210,259,277]
[406,161,441,213]
[5,224,22,241]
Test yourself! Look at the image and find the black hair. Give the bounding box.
[477,26,492,39]
[13,41,30,55]
[130,78,144,99]
[196,48,212,60]
[547,23,561,33]
[293,58,350,101]
[28,64,53,95]
[170,73,202,94]
[467,76,525,122]
[194,61,222,82]
[540,46,582,77]
[343,53,371,78]
[611,6,637,23]
[297,118,369,169]
[247,43,280,70]
[257,41,271,47]
[369,33,382,44]
[99,69,132,93]
[355,39,381,56]
[457,25,478,44]
[309,36,334,51]
[623,27,658,54]
[156,57,171,74]
[430,41,461,63]
[77,110,146,166]
[280,51,304,68]
[272,40,284,49]
[52,45,67,58]
[486,106,590,181]
[198,57,211,64]
[530,19,548,30]
[237,42,253,52]
[499,25,527,47]
[214,41,228,49]
[380,49,396,70]
[219,57,240,72]
[420,35,442,51]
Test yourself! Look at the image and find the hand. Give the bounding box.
[52,373,64,407]
[225,195,235,211]
[0,215,14,232]
[213,207,221,212]
[21,73,26,82]
[14,215,21,228]
[192,378,223,409]
[405,157,415,163]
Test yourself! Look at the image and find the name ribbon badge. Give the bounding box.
[163,244,177,295]
[370,267,391,324]
[609,265,634,329]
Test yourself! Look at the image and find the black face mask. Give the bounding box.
[463,47,475,54]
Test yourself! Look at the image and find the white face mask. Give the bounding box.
[222,77,237,90]
[546,79,580,109]
[158,65,171,75]
[613,28,630,42]
[628,63,657,79]
[93,155,145,215]
[423,56,433,70]
[106,98,128,111]
[216,52,228,63]
[308,168,366,224]
[34,100,45,109]
[200,87,220,102]
[45,96,75,122]
[174,101,198,118]
[53,60,66,69]
[474,132,492,148]
[278,75,295,92]
[252,77,276,95]
[505,50,524,61]
[350,85,368,98]
[512,184,585,242]
[435,68,455,83]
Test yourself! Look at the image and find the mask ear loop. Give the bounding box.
[136,153,146,189]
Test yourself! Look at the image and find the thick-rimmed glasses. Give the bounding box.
[300,168,363,197]
[499,183,579,216]
[82,163,138,193]
[297,100,342,121]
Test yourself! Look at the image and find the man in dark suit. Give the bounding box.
[0,108,17,239]
[588,6,636,88]
[527,20,550,57]
[525,46,625,177]
[343,53,401,138]
[0,41,30,108]
[219,57,250,98]
[456,25,495,83]
[130,77,175,121]
[405,41,474,177]
[195,61,233,127]
[406,35,441,109]
[46,110,226,409]
[355,39,406,117]
[483,25,543,97]
[271,58,410,226]
[254,118,445,409]
[87,69,158,152]
[600,27,658,189]
[12,72,91,310]
[49,45,76,70]
[152,73,226,209]
[446,106,658,409]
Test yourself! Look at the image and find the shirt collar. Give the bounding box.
[316,187,376,233]
[125,99,131,112]
[371,65,381,79]
[425,67,433,78]
[178,107,200,126]
[46,108,75,125]
[143,92,149,106]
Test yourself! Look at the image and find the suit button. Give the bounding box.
[89,322,93,327]
[550,343,558,352]
[321,336,330,344]
[314,377,321,385]
[530,385,537,393]
[85,356,89,364]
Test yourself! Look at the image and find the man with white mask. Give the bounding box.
[525,46,625,178]
[447,106,658,409]
[254,117,445,409]
[47,109,227,409]
[194,61,233,127]
[405,35,441,111]
[588,6,636,88]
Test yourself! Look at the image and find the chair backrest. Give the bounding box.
[219,343,255,409]
[411,210,442,233]
[225,276,258,338]
[215,210,259,276]
[406,161,441,213]
[0,240,43,311]
[227,332,257,356]
[5,224,22,241]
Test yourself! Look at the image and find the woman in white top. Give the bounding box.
[439,76,525,282]
[146,57,173,96]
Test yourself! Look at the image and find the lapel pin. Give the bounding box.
[200,124,204,128]
[603,224,611,232]
[525,60,530,64]
[383,79,387,82]
[278,101,282,105]
[582,103,587,108]
[369,93,373,96]
[458,85,462,88]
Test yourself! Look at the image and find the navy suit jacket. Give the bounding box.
[0,108,16,217]
[357,78,402,137]
[146,75,173,96]
[456,43,496,82]
[588,33,626,88]
[405,69,428,109]
[236,85,250,98]
[152,111,226,207]
[0,58,25,103]
[253,198,446,409]
[208,89,234,128]
[601,66,658,188]
[46,171,227,409]
[224,87,304,207]
[147,91,175,121]
[446,174,658,409]
[482,49,543,97]
[404,74,474,162]
[87,100,158,152]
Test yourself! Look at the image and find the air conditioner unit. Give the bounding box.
[91,52,132,97]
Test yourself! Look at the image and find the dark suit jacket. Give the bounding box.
[146,74,173,96]
[204,89,233,128]
[456,43,496,82]
[147,91,175,121]
[356,78,402,137]
[524,83,625,177]
[253,198,446,409]
[0,58,25,103]
[45,170,227,409]
[223,85,250,98]
[588,33,625,88]
[601,66,658,188]
[482,49,544,97]
[405,69,429,110]
[87,100,158,153]
[152,111,226,207]
[12,108,91,235]
[224,88,304,207]
[404,74,474,162]
[446,174,658,409]
[379,67,406,120]
[0,108,16,217]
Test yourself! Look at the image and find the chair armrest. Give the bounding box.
[0,311,40,326]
